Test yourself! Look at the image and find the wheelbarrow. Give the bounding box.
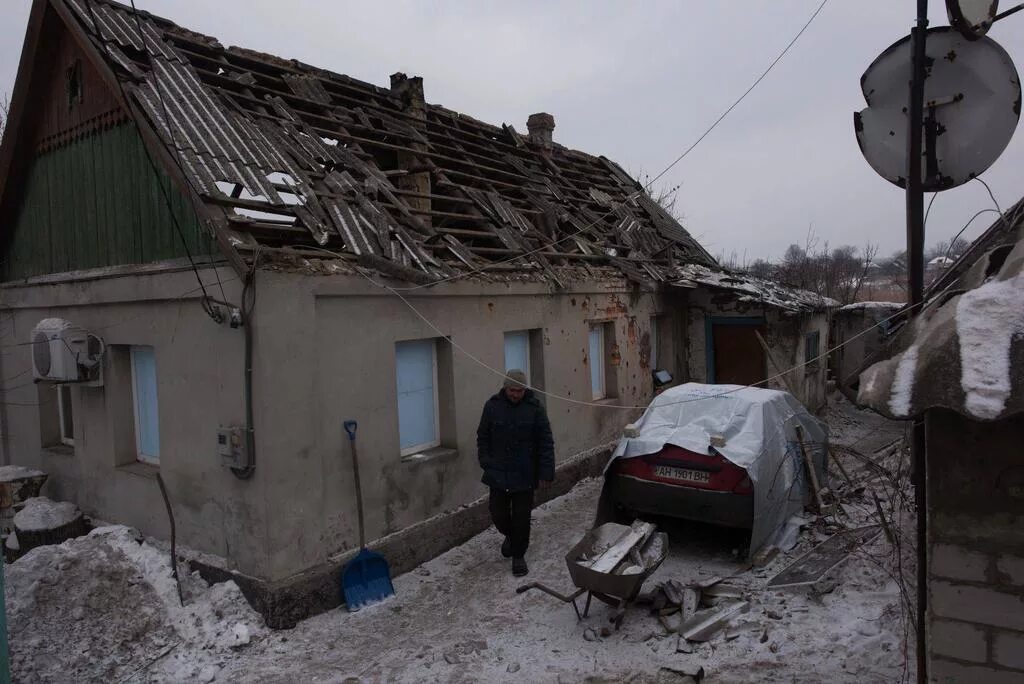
[516,521,668,629]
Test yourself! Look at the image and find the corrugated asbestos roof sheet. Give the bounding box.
[64,0,718,283]
[857,199,1024,422]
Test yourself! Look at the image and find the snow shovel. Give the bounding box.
[340,420,395,610]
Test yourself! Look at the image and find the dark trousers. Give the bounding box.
[489,488,534,558]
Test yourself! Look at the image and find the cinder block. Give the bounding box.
[931,619,987,663]
[931,659,1024,684]
[931,543,989,582]
[996,555,1024,588]
[931,581,1024,632]
[993,630,1024,671]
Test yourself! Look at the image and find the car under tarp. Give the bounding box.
[607,383,828,558]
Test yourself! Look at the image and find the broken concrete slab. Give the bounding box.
[679,601,749,642]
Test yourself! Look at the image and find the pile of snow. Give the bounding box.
[955,270,1024,419]
[4,525,266,682]
[13,497,80,532]
[838,301,904,313]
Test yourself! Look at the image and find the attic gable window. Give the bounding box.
[66,59,83,110]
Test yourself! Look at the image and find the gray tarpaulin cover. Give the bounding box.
[610,383,827,557]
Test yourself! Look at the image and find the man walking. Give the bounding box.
[477,370,555,577]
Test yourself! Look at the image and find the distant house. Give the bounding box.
[0,0,832,624]
[830,300,904,389]
[857,197,1024,681]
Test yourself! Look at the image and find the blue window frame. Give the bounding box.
[130,346,160,464]
[395,339,439,454]
[503,331,531,383]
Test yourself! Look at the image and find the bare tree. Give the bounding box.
[0,91,10,141]
[764,228,881,304]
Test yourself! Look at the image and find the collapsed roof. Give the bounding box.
[672,263,837,313]
[857,197,1024,421]
[41,0,717,285]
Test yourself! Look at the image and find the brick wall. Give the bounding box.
[926,410,1024,683]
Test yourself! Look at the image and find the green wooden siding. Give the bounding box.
[2,122,214,281]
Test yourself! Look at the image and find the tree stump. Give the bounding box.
[13,497,87,554]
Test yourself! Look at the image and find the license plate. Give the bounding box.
[653,465,710,484]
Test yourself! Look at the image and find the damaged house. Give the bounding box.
[0,0,833,625]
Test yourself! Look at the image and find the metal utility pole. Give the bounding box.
[906,1,928,681]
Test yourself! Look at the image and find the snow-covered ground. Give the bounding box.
[4,395,914,683]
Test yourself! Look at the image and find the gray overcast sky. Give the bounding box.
[2,1,1023,262]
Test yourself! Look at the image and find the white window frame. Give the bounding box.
[396,339,441,457]
[130,346,160,465]
[57,385,74,446]
[503,330,532,384]
[589,324,606,400]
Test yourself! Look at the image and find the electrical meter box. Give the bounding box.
[217,427,250,469]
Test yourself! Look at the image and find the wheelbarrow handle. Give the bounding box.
[516,582,586,602]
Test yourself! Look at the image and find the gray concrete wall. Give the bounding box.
[252,271,665,582]
[0,262,273,578]
[831,308,893,387]
[683,289,829,411]
[0,263,669,583]
[926,409,1024,682]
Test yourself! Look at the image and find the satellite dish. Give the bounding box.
[947,0,999,40]
[854,27,1021,192]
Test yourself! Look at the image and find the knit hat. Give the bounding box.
[503,369,528,389]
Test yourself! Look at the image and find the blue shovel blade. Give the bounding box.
[342,548,395,611]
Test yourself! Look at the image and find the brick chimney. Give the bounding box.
[390,72,426,121]
[389,73,430,217]
[527,112,555,151]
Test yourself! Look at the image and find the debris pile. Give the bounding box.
[638,577,749,646]
[4,525,266,682]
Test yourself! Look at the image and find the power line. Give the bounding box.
[125,0,228,307]
[0,273,240,352]
[645,0,831,189]
[310,245,928,413]
[83,0,223,321]
[367,0,831,292]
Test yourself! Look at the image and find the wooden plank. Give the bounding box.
[679,601,748,642]
[585,521,655,574]
[795,426,827,514]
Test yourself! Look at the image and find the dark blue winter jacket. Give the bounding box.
[477,389,555,492]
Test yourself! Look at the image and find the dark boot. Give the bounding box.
[512,557,528,577]
[501,536,512,558]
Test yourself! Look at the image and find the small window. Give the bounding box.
[130,346,160,464]
[805,331,821,366]
[396,339,440,455]
[57,385,74,446]
[589,325,606,400]
[504,331,531,383]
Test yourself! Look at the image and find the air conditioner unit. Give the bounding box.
[31,318,105,385]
